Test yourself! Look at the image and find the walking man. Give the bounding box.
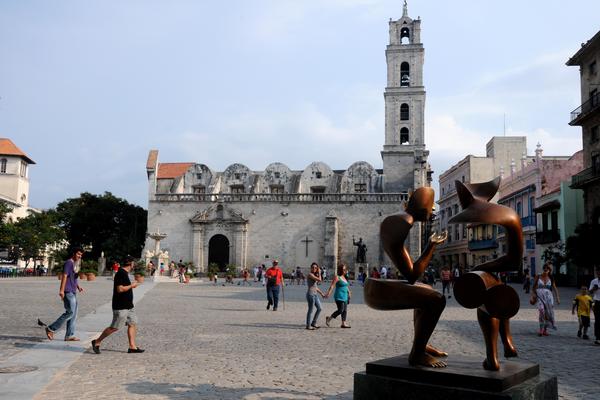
[589,269,600,345]
[42,247,84,341]
[441,266,452,298]
[91,257,144,354]
[265,260,284,311]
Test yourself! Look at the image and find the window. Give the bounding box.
[20,161,27,177]
[196,173,202,179]
[551,211,558,231]
[234,173,241,180]
[315,171,322,179]
[230,185,244,193]
[354,183,367,193]
[448,207,452,217]
[400,27,410,44]
[274,172,281,179]
[442,188,445,195]
[516,201,522,217]
[0,158,6,174]
[270,185,284,194]
[21,194,26,204]
[454,204,459,215]
[591,126,599,143]
[462,224,467,239]
[454,225,460,241]
[590,60,597,75]
[461,175,465,183]
[400,62,410,87]
[310,187,325,194]
[400,103,409,120]
[193,185,205,194]
[593,154,600,174]
[400,127,409,144]
[591,89,598,107]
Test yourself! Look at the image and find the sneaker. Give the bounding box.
[341,324,352,328]
[306,326,315,330]
[272,307,277,311]
[311,324,320,329]
[91,339,101,354]
[325,316,332,327]
[583,335,589,340]
[266,303,270,310]
[577,330,582,338]
[128,348,145,353]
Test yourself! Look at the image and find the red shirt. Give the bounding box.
[441,270,451,281]
[371,270,380,279]
[265,267,283,285]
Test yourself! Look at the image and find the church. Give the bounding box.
[143,4,431,274]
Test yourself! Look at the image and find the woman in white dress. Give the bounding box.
[532,263,560,336]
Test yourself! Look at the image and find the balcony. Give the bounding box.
[571,166,600,188]
[520,215,536,227]
[570,91,600,125]
[468,238,499,251]
[536,230,560,245]
[526,238,535,250]
[154,192,409,203]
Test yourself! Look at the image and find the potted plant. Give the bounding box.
[133,267,145,283]
[184,261,195,283]
[207,263,220,282]
[82,260,98,281]
[225,264,237,284]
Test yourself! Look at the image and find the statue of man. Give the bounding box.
[353,237,367,263]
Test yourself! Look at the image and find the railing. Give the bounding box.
[571,166,600,188]
[570,91,600,123]
[154,192,410,203]
[520,215,536,227]
[468,238,499,251]
[535,230,560,245]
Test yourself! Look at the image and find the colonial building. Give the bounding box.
[497,145,583,280]
[436,136,528,269]
[567,30,600,225]
[144,4,431,274]
[0,138,36,221]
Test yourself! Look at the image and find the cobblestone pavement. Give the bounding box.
[0,277,116,360]
[0,278,596,399]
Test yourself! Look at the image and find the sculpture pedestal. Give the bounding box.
[354,355,557,400]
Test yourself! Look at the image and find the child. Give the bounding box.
[572,286,593,339]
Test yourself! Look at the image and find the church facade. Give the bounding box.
[144,5,431,274]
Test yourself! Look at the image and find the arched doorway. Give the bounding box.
[208,234,230,271]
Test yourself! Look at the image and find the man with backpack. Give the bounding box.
[265,260,284,311]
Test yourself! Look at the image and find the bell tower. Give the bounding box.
[381,1,429,192]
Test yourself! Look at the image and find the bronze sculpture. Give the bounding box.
[353,237,367,263]
[364,187,448,368]
[448,177,523,371]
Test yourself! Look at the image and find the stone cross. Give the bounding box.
[301,236,313,257]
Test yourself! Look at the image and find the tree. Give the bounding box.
[541,242,566,269]
[0,202,13,249]
[54,192,147,261]
[566,223,600,270]
[8,211,65,265]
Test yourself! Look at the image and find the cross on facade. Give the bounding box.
[301,236,313,257]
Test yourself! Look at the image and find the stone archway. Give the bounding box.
[208,234,230,271]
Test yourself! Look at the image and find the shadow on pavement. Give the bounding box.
[224,322,305,330]
[125,380,352,399]
[0,335,45,343]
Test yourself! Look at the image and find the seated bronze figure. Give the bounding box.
[449,177,522,371]
[364,187,448,368]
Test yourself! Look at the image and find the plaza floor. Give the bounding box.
[0,277,596,399]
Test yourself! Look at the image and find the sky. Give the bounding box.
[1,0,599,209]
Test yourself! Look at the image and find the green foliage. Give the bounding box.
[541,242,566,269]
[7,211,65,263]
[54,192,147,260]
[81,260,98,274]
[566,223,600,269]
[207,263,220,277]
[133,259,146,276]
[225,264,238,277]
[0,202,13,248]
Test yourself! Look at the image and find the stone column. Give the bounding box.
[192,224,205,272]
[324,210,339,276]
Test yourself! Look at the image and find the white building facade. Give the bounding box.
[144,5,431,274]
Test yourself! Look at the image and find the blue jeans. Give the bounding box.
[267,285,280,309]
[48,292,78,338]
[306,292,322,327]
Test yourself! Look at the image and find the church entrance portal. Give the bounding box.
[208,234,230,271]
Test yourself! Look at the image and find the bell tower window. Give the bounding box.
[400,62,410,87]
[400,103,409,120]
[400,127,409,144]
[400,27,410,44]
[0,158,6,174]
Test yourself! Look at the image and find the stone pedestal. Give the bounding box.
[354,355,557,400]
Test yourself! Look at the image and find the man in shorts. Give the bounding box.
[91,257,144,354]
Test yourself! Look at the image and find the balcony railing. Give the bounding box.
[520,215,536,227]
[570,91,600,124]
[154,192,410,203]
[536,230,560,245]
[571,166,600,188]
[468,238,499,251]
